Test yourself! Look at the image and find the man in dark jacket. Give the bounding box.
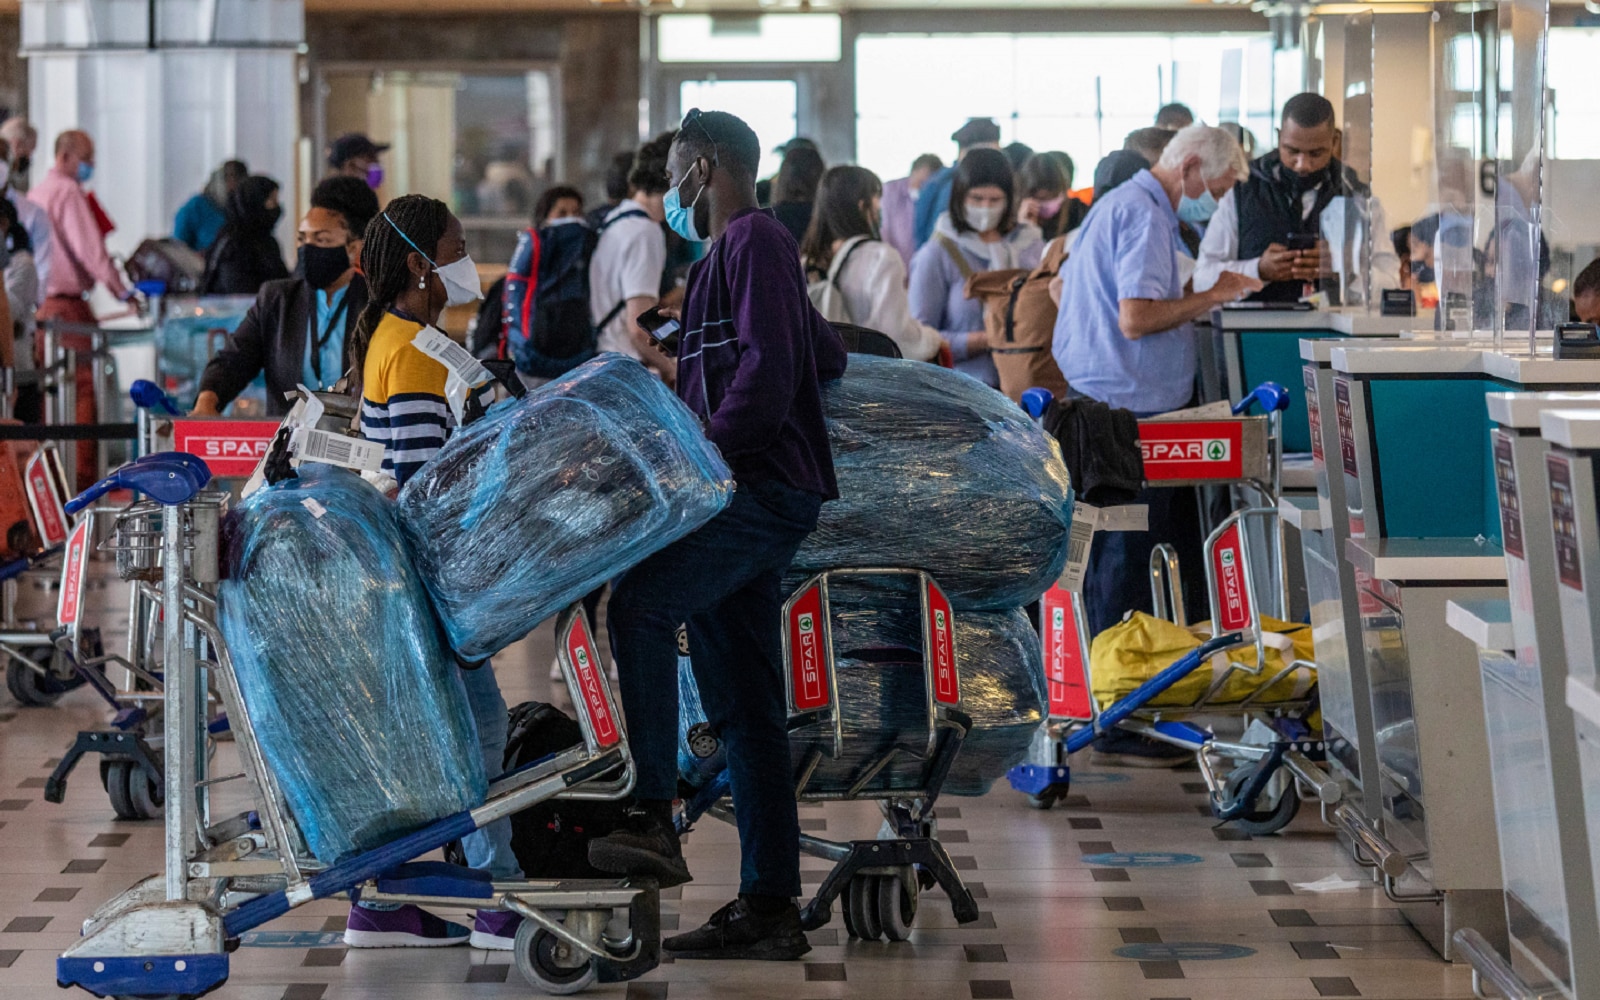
[587,109,847,962]
[192,177,378,416]
[1194,92,1399,303]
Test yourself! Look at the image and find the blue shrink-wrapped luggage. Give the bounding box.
[791,356,1074,611]
[219,465,486,864]
[679,580,1043,798]
[397,356,733,660]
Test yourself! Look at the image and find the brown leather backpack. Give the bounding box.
[963,237,1070,403]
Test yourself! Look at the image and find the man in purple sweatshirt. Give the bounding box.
[588,109,848,961]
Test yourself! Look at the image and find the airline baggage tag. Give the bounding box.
[1098,505,1149,533]
[1060,502,1101,594]
[412,326,491,426]
[283,383,385,473]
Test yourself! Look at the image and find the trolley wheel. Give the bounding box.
[1026,785,1068,810]
[5,648,73,707]
[514,923,597,996]
[1222,763,1300,836]
[876,870,918,942]
[846,875,883,941]
[106,760,163,821]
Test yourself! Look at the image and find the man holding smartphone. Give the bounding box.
[1194,92,1400,303]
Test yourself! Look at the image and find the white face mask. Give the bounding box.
[433,253,482,307]
[380,210,483,308]
[965,202,1001,234]
[0,162,13,190]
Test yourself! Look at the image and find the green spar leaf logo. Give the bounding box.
[1205,438,1229,462]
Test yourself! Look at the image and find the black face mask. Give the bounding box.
[299,243,351,290]
[13,155,29,179]
[1413,263,1436,285]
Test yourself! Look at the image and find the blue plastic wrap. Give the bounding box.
[219,465,486,864]
[157,295,261,411]
[397,355,733,660]
[678,580,1043,798]
[792,355,1074,611]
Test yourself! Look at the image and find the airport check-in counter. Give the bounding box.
[1211,310,1413,622]
[1292,336,1389,833]
[1445,393,1600,999]
[1328,345,1600,960]
[1537,409,1600,988]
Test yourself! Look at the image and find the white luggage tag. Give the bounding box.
[411,325,492,427]
[287,385,385,473]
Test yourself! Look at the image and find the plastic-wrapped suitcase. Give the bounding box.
[397,355,732,660]
[218,464,486,863]
[791,355,1074,610]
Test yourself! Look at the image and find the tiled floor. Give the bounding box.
[0,574,1476,1000]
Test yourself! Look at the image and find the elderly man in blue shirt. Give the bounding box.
[1052,125,1261,764]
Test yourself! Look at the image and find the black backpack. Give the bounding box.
[500,701,629,878]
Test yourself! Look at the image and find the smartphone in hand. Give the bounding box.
[1285,233,1319,252]
[636,305,683,357]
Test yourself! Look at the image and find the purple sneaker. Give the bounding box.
[343,903,470,948]
[471,909,523,951]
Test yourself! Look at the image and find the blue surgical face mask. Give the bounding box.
[76,161,94,184]
[665,167,708,243]
[1178,187,1218,225]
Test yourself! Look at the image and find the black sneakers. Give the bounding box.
[664,897,812,961]
[587,805,693,888]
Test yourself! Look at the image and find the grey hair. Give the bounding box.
[1157,125,1248,181]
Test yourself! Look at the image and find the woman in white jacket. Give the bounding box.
[800,166,943,362]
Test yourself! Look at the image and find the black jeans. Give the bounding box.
[608,478,822,898]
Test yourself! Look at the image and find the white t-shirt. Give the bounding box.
[588,199,665,359]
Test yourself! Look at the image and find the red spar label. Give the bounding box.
[1042,584,1093,721]
[1138,420,1245,481]
[1211,522,1253,633]
[925,580,960,706]
[170,419,279,478]
[788,585,829,712]
[56,519,90,626]
[566,616,619,748]
[25,453,65,546]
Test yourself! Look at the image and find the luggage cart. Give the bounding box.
[55,452,660,999]
[0,440,100,707]
[1007,384,1339,834]
[677,568,982,942]
[43,383,280,820]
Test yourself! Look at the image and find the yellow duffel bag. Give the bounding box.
[1090,612,1317,710]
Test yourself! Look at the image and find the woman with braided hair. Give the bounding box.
[341,193,526,953]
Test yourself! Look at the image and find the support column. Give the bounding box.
[21,0,303,260]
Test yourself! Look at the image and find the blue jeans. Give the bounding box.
[358,660,521,912]
[608,478,822,898]
[459,661,522,880]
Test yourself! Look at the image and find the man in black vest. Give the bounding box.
[1194,92,1398,304]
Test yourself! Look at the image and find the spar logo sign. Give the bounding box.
[1041,584,1092,720]
[567,628,618,747]
[790,588,830,711]
[171,419,279,478]
[1137,420,1244,481]
[926,582,960,706]
[1144,438,1230,463]
[1211,525,1251,632]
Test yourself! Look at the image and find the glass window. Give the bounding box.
[321,67,561,264]
[854,32,1275,186]
[679,79,798,179]
[659,14,841,64]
